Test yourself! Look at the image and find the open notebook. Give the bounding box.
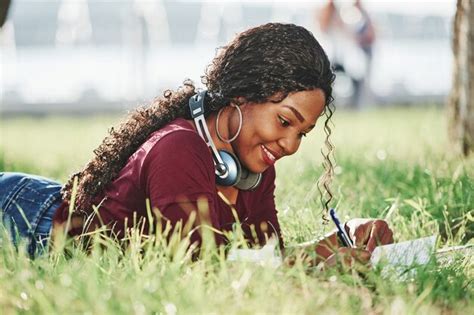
[371,235,474,266]
[370,235,474,279]
[227,235,472,271]
[370,235,438,266]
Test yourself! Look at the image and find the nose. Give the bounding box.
[277,135,300,156]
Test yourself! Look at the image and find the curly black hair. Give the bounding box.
[61,23,336,219]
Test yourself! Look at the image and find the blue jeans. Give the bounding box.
[0,172,63,258]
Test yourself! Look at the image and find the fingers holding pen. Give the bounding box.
[344,218,394,253]
[366,220,394,253]
[344,218,372,248]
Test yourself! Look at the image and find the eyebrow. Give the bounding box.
[282,105,305,123]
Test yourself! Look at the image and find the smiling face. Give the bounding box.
[230,89,327,173]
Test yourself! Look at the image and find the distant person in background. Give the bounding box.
[318,0,375,109]
[0,0,11,28]
[351,0,375,108]
[318,0,345,72]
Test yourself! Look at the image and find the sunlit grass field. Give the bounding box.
[0,106,473,314]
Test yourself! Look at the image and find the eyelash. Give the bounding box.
[278,116,306,138]
[278,115,290,127]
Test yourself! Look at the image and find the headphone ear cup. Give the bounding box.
[215,150,242,186]
[235,168,262,191]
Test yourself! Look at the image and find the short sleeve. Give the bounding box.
[141,130,221,245]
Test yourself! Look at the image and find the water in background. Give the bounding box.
[0,0,455,114]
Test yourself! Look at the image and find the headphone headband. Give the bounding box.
[188,91,228,178]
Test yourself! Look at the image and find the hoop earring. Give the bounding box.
[216,104,243,143]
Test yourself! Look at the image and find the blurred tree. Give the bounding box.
[448,0,474,156]
[0,0,11,27]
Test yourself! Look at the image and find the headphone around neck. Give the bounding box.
[188,90,262,191]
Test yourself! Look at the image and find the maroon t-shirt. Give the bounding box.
[54,118,282,247]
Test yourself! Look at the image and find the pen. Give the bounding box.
[329,208,355,248]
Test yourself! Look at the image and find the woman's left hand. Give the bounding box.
[344,218,394,252]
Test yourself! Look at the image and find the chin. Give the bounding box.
[242,160,268,174]
[236,149,268,173]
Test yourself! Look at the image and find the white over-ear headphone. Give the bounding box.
[188,90,262,191]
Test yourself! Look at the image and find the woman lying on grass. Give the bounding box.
[0,23,393,266]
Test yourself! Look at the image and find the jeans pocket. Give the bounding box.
[12,179,61,233]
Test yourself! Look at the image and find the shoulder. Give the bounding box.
[142,123,214,182]
[151,128,208,154]
[147,129,210,162]
[142,118,210,161]
[141,124,217,202]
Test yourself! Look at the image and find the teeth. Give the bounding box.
[262,145,276,161]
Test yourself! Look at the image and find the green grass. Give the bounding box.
[0,107,473,314]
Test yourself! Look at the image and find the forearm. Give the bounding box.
[283,230,341,266]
